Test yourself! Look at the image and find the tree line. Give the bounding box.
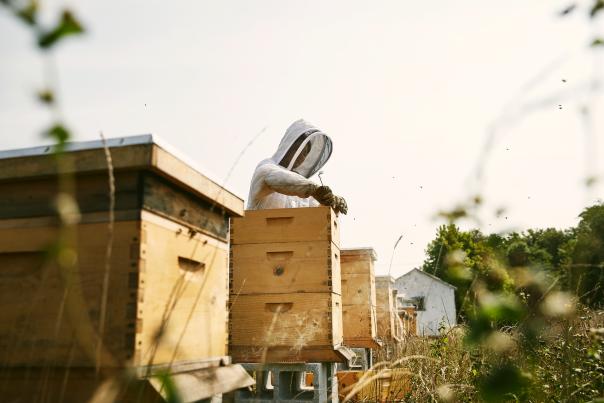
[421,202,604,320]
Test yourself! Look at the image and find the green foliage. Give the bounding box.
[16,0,37,25]
[38,10,84,50]
[571,202,604,307]
[154,372,184,403]
[37,88,54,104]
[45,124,71,152]
[419,203,604,401]
[421,224,493,317]
[591,0,604,17]
[1,1,84,149]
[479,363,532,402]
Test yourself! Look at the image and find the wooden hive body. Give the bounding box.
[0,136,244,370]
[229,207,349,363]
[375,275,403,342]
[340,248,380,348]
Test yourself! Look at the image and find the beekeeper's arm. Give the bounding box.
[263,164,318,198]
[263,164,347,213]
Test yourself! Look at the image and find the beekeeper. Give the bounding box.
[247,119,348,214]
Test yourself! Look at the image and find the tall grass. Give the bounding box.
[345,306,603,402]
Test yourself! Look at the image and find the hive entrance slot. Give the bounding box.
[265,216,294,226]
[265,302,293,313]
[177,256,205,273]
[266,251,294,261]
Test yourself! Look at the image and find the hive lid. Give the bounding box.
[0,134,244,216]
[341,247,378,261]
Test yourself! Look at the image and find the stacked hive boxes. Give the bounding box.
[229,206,350,363]
[340,248,380,349]
[375,275,403,342]
[0,136,253,402]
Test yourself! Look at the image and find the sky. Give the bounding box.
[1,1,603,277]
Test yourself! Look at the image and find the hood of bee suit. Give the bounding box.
[271,119,333,178]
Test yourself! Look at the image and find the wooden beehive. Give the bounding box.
[340,248,380,349]
[229,207,350,363]
[375,275,402,342]
[0,135,244,370]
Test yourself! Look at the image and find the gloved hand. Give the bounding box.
[333,196,348,215]
[312,185,336,206]
[312,185,348,215]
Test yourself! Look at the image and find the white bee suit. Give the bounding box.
[247,119,333,210]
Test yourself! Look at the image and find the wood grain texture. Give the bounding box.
[0,368,163,403]
[230,207,339,246]
[137,212,229,367]
[375,277,400,342]
[0,142,244,217]
[229,345,352,363]
[0,169,233,241]
[230,241,341,295]
[341,249,379,348]
[151,145,243,216]
[0,171,140,220]
[0,144,152,181]
[142,173,230,240]
[228,293,343,349]
[0,220,138,367]
[0,211,231,367]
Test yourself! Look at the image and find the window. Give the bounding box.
[414,296,425,311]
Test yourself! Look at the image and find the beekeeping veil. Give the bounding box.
[273,119,333,178]
[247,119,333,210]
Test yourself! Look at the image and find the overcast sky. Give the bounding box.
[1,1,603,277]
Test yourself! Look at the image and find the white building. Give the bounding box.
[394,269,457,336]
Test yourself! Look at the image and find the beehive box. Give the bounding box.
[229,207,350,363]
[0,135,244,369]
[337,369,411,402]
[375,275,402,342]
[341,248,380,349]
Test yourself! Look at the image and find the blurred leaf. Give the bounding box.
[483,331,515,353]
[495,207,506,218]
[38,10,84,49]
[479,364,531,402]
[154,372,183,403]
[590,0,604,18]
[438,207,468,222]
[436,384,455,402]
[466,315,493,344]
[585,176,598,187]
[16,0,37,25]
[591,37,604,47]
[445,249,467,266]
[540,291,575,318]
[37,89,54,104]
[448,264,473,282]
[44,123,70,151]
[54,192,81,225]
[479,293,525,322]
[559,3,577,16]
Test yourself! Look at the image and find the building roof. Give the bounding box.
[396,268,457,290]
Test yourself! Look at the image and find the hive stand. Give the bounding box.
[234,362,337,403]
